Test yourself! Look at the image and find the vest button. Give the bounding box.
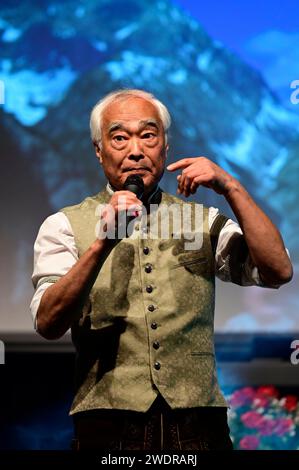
[145,263,152,273]
[146,285,153,293]
[143,246,150,255]
[153,341,160,350]
[151,322,158,330]
[154,361,161,370]
[148,304,155,312]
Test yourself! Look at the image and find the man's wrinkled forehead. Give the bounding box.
[102,96,162,133]
[107,119,160,135]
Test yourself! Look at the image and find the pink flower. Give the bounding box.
[273,418,293,436]
[239,435,260,450]
[229,387,256,407]
[258,418,276,436]
[253,396,269,408]
[241,411,264,428]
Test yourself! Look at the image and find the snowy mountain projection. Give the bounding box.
[0,0,298,334]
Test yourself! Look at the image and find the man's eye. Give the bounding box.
[113,135,126,142]
[142,133,155,139]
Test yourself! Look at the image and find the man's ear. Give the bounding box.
[94,142,103,164]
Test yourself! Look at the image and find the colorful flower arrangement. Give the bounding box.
[226,386,299,450]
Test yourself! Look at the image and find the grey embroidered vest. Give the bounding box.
[61,187,227,414]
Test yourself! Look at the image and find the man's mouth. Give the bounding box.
[124,167,150,172]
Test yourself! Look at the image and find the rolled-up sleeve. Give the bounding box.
[30,212,78,327]
[209,207,281,288]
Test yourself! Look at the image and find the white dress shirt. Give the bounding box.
[30,184,265,325]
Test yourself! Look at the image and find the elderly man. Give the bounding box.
[30,89,292,451]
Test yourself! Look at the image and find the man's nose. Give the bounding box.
[128,137,144,161]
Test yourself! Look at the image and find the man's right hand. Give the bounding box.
[98,190,143,236]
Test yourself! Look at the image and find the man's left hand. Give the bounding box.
[167,157,236,198]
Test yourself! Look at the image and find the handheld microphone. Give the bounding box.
[123,174,144,223]
[123,174,144,199]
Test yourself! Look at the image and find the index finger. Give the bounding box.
[166,158,194,171]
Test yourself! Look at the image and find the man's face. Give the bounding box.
[95,96,169,195]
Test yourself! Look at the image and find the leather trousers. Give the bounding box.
[72,394,233,451]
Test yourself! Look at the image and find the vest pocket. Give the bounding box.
[171,255,209,276]
[189,351,214,357]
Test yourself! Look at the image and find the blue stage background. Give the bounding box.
[1,0,298,334]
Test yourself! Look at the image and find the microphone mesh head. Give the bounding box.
[123,175,144,198]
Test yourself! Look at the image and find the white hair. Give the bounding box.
[90,88,171,146]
